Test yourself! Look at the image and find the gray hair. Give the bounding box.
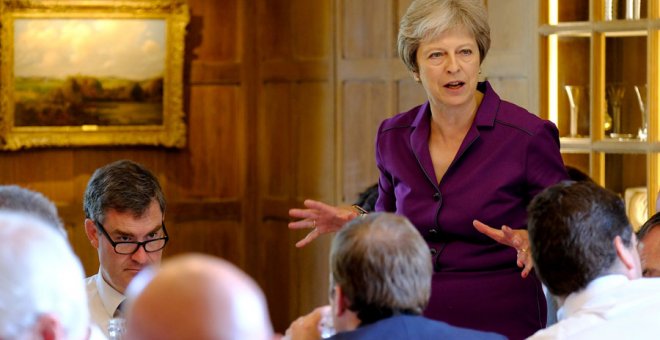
[330,213,432,324]
[398,0,491,73]
[83,159,165,224]
[0,212,89,339]
[0,185,65,235]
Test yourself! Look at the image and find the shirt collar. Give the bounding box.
[557,274,629,321]
[95,268,125,317]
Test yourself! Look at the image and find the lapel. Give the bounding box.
[410,102,440,190]
[409,81,500,189]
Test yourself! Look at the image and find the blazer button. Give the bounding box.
[433,192,441,202]
[430,247,437,256]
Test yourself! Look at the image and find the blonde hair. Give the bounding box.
[398,0,491,73]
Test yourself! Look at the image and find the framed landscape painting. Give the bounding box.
[0,0,189,150]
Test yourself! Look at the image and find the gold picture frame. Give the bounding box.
[0,0,188,150]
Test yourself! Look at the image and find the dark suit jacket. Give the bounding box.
[328,315,506,340]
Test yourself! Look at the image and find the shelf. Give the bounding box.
[539,22,592,36]
[540,0,660,218]
[593,138,650,153]
[541,20,660,35]
[560,137,591,153]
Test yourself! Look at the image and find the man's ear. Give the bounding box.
[614,235,640,279]
[84,218,99,248]
[333,285,350,316]
[35,313,63,340]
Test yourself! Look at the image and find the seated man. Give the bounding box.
[0,184,66,234]
[285,213,504,340]
[83,159,169,335]
[528,181,660,339]
[125,253,274,340]
[637,212,660,277]
[0,212,90,339]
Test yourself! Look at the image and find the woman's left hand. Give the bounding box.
[473,219,533,278]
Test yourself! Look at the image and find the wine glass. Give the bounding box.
[564,85,584,137]
[634,84,647,141]
[607,84,626,138]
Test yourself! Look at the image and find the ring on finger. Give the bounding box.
[312,219,316,229]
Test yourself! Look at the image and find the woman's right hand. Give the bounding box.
[288,199,357,247]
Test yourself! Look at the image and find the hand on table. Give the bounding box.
[473,220,534,278]
[288,200,357,248]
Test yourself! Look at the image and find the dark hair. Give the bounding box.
[0,185,65,234]
[83,160,165,224]
[354,184,379,213]
[565,165,593,183]
[330,213,432,325]
[637,211,660,242]
[528,181,632,297]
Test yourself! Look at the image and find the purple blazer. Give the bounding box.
[375,81,568,340]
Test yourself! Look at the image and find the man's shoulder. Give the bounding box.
[331,315,505,340]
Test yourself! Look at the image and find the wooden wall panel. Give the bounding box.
[187,0,240,60]
[341,0,392,59]
[256,0,334,332]
[183,85,244,199]
[337,0,403,204]
[260,83,295,199]
[294,81,334,200]
[341,81,389,203]
[292,0,331,58]
[166,220,245,266]
[397,78,427,113]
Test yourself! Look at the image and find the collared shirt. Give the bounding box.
[86,269,125,338]
[529,275,660,339]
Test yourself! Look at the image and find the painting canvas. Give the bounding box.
[0,0,188,150]
[14,19,166,127]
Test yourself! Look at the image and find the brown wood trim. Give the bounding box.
[57,200,242,225]
[260,59,331,82]
[190,60,242,85]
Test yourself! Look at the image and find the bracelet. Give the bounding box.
[351,204,369,216]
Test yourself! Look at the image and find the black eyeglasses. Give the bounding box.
[95,220,169,255]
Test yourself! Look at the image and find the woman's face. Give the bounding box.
[415,26,481,112]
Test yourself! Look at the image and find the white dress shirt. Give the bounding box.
[529,275,660,339]
[86,269,125,338]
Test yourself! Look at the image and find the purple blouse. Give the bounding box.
[375,81,568,339]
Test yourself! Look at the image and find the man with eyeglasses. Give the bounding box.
[83,159,168,337]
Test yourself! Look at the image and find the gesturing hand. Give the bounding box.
[473,219,534,278]
[288,199,357,248]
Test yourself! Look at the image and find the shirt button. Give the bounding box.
[433,192,441,202]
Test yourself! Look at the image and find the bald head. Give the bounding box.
[126,254,273,340]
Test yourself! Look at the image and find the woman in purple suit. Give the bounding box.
[289,1,567,339]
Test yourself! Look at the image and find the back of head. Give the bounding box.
[331,212,432,324]
[0,212,88,339]
[126,254,273,340]
[398,0,491,72]
[0,185,65,234]
[528,181,633,297]
[83,159,165,223]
